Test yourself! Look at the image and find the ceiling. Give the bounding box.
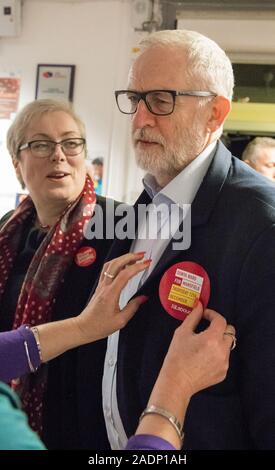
[28,0,275,8]
[159,0,275,29]
[28,0,123,2]
[160,0,275,9]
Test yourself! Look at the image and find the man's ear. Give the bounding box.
[206,96,231,133]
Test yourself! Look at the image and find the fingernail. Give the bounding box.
[143,259,152,265]
[193,298,200,308]
[135,251,146,256]
[138,295,149,304]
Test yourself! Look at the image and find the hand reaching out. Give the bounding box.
[161,301,235,397]
[74,252,150,343]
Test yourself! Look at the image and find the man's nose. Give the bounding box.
[132,99,156,128]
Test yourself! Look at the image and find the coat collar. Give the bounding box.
[190,140,231,227]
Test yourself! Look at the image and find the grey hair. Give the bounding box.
[242,137,275,164]
[138,29,234,101]
[7,98,87,162]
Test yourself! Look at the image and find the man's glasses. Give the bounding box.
[115,90,216,116]
[18,138,86,158]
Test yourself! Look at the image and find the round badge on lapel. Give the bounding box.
[159,261,210,321]
[75,246,97,267]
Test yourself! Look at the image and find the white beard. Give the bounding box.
[133,121,206,181]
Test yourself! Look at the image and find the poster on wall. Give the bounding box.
[87,157,104,195]
[35,64,75,102]
[0,75,21,119]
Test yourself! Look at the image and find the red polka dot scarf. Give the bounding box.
[0,175,96,435]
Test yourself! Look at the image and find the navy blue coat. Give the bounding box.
[106,141,275,449]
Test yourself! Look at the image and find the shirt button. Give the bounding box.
[108,357,115,367]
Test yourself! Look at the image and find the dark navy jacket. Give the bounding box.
[106,141,275,449]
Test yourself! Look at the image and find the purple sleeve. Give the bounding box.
[125,434,176,450]
[0,326,41,382]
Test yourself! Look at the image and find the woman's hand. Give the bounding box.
[161,301,235,397]
[73,252,150,344]
[136,302,236,448]
[36,252,150,363]
[163,303,235,395]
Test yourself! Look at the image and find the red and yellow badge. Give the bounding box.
[75,246,97,267]
[159,261,210,321]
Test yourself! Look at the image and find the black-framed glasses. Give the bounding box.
[115,89,216,116]
[18,138,86,158]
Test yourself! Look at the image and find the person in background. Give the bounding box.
[90,157,104,195]
[241,136,275,182]
[0,250,236,449]
[15,193,28,207]
[0,99,120,449]
[103,29,275,450]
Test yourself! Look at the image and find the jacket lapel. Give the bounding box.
[191,140,232,227]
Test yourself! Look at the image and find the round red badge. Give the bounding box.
[75,246,97,267]
[159,261,210,321]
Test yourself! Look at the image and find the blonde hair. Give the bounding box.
[7,99,86,162]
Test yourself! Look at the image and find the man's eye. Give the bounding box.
[128,95,138,104]
[155,97,169,104]
[152,94,171,104]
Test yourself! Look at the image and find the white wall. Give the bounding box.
[0,0,144,216]
[1,2,275,216]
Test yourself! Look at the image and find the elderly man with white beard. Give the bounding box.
[103,29,275,450]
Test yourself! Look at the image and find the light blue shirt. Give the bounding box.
[102,140,217,449]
